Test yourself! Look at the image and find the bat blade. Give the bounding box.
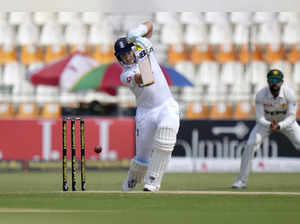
[139,55,154,86]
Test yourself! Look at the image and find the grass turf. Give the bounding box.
[0,171,299,224]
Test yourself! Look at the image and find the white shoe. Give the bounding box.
[143,184,159,192]
[122,178,137,192]
[232,180,247,189]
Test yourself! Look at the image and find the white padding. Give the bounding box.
[144,148,172,191]
[127,158,148,184]
[154,127,177,151]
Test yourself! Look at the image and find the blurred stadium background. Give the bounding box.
[0,12,300,172]
[2,12,300,119]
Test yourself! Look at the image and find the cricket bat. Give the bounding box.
[138,51,154,86]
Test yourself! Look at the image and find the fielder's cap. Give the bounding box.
[267,69,284,83]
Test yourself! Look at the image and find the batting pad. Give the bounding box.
[153,127,177,151]
[127,158,148,184]
[144,148,172,192]
[144,127,177,191]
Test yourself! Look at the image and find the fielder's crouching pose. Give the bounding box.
[232,69,300,189]
[114,21,180,192]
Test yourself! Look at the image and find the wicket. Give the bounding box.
[62,117,86,191]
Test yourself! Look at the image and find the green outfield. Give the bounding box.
[0,171,300,224]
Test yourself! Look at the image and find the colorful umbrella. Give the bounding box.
[71,62,123,95]
[71,63,194,95]
[30,52,99,91]
[31,54,194,96]
[160,65,194,87]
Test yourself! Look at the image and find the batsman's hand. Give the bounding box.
[270,120,280,132]
[135,37,152,54]
[134,73,143,84]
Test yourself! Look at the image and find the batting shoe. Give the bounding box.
[232,180,247,189]
[143,184,159,192]
[122,178,137,192]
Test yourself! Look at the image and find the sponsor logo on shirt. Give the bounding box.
[264,104,272,107]
[126,76,132,83]
[138,49,147,59]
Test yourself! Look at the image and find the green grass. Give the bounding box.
[0,171,300,224]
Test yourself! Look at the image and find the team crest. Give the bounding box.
[119,41,125,48]
[126,76,132,83]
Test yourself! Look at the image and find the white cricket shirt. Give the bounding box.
[120,46,172,109]
[255,83,297,129]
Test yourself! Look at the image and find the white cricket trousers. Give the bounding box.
[134,97,180,163]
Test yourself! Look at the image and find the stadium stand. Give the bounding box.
[232,102,254,119]
[186,102,210,119]
[16,102,39,119]
[0,12,298,119]
[0,103,14,119]
[209,103,233,119]
[40,103,62,118]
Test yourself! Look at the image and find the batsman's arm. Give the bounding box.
[128,21,153,53]
[128,21,153,41]
[255,96,271,128]
[278,90,297,129]
[142,21,153,38]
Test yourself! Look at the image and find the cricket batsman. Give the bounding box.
[114,21,180,192]
[232,69,300,188]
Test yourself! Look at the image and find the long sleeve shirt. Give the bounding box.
[255,84,297,129]
[120,40,172,109]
